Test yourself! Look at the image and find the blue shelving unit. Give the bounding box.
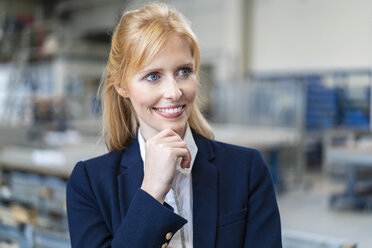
[251,70,371,170]
[305,78,338,131]
[338,85,370,130]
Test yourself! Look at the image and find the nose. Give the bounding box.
[163,76,182,100]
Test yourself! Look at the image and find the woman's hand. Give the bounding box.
[140,129,191,204]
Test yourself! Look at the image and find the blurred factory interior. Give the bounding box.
[0,0,371,247]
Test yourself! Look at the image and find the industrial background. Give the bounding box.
[0,0,371,247]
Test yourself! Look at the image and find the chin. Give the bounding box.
[162,122,188,136]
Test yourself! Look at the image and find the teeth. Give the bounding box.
[157,106,183,113]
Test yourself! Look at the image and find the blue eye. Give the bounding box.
[145,73,159,82]
[177,67,192,78]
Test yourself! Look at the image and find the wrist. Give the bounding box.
[140,181,167,204]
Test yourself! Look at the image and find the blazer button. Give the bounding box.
[165,232,173,240]
[161,243,168,248]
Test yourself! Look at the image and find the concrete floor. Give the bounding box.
[277,172,372,248]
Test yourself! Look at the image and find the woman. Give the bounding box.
[66,3,282,248]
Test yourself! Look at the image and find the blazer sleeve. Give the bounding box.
[243,150,282,247]
[66,161,187,248]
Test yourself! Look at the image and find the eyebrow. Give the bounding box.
[138,62,194,76]
[176,63,194,70]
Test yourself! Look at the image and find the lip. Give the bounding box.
[153,105,186,118]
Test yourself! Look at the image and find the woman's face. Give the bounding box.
[126,35,197,140]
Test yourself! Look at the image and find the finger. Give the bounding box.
[163,141,187,149]
[171,147,189,160]
[158,135,183,143]
[146,129,179,147]
[172,147,191,169]
[153,128,179,139]
[180,149,191,169]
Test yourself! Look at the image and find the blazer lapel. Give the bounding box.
[117,138,144,218]
[192,132,218,248]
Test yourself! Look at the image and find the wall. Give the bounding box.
[250,0,372,72]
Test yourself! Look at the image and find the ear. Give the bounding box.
[114,83,128,98]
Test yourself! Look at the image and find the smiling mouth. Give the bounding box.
[154,105,185,113]
[153,105,186,117]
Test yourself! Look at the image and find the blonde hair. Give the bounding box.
[101,3,213,151]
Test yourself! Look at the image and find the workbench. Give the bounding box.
[0,137,106,179]
[0,125,301,180]
[326,145,372,209]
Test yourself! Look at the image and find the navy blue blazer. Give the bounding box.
[66,131,282,248]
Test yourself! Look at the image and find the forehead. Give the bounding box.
[140,35,193,70]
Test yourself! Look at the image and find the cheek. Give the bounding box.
[183,79,198,102]
[129,86,159,109]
